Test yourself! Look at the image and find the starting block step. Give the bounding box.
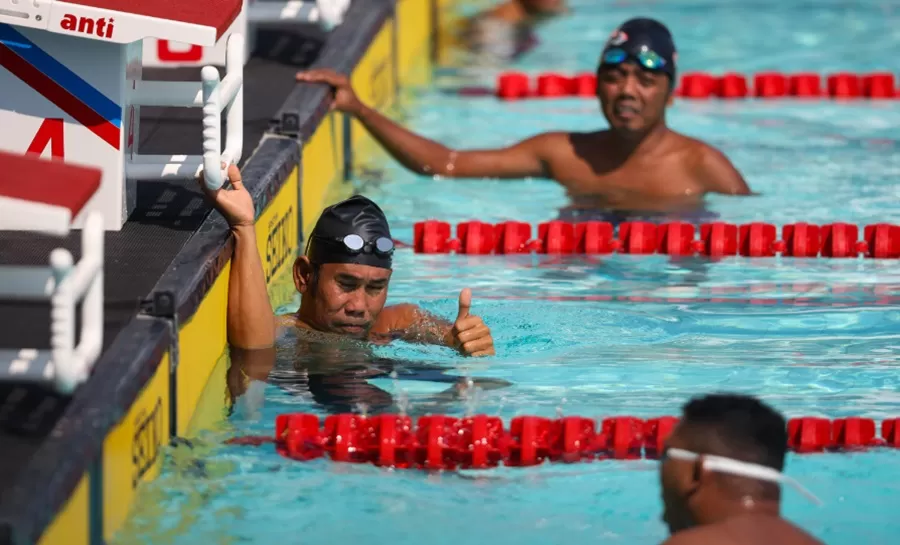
[0,349,55,385]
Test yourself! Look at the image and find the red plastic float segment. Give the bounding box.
[508,416,553,466]
[276,413,323,460]
[597,417,645,460]
[497,72,530,100]
[657,222,696,256]
[495,221,532,254]
[618,222,658,254]
[537,73,573,97]
[782,223,822,258]
[415,415,463,469]
[755,72,787,98]
[414,220,452,254]
[883,419,900,448]
[576,221,616,254]
[361,414,416,468]
[820,223,858,258]
[679,73,717,98]
[718,73,749,99]
[699,222,739,257]
[789,73,822,97]
[457,221,496,254]
[831,417,880,450]
[549,417,597,462]
[862,73,895,98]
[738,223,777,257]
[538,220,576,254]
[828,73,861,98]
[573,73,597,96]
[644,417,679,459]
[787,417,833,453]
[864,224,900,258]
[458,415,508,469]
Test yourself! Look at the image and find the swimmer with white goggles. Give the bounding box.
[661,446,822,506]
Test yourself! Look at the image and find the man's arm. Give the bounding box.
[296,68,552,180]
[228,225,276,349]
[198,165,277,351]
[698,145,755,196]
[354,104,553,179]
[371,290,496,357]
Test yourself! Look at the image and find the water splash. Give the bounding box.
[390,370,411,416]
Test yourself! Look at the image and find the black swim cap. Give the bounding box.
[599,17,677,85]
[305,195,394,270]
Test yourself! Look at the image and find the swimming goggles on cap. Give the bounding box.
[663,448,822,506]
[601,46,667,71]
[314,233,395,256]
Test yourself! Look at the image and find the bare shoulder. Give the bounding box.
[659,526,727,545]
[371,303,419,332]
[669,131,751,195]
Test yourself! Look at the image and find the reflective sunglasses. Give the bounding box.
[601,46,667,71]
[314,233,395,256]
[661,447,822,506]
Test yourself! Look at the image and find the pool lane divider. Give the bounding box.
[410,220,900,258]
[226,414,900,470]
[452,71,899,100]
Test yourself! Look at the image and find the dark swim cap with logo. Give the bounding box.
[305,195,394,270]
[599,17,677,86]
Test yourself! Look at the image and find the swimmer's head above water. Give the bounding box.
[295,195,395,339]
[659,393,821,540]
[597,18,677,135]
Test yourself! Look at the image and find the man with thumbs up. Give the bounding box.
[198,165,496,360]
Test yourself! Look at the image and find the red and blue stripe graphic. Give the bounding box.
[0,23,121,150]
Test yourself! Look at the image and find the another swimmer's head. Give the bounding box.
[596,18,677,134]
[294,195,395,338]
[660,393,788,534]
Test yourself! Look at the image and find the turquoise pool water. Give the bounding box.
[119,1,900,543]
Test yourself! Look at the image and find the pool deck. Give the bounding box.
[0,0,461,543]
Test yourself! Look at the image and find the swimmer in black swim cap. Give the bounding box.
[196,166,495,358]
[303,194,396,271]
[296,16,753,218]
[596,17,678,133]
[600,17,677,88]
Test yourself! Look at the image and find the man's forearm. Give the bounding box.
[227,225,276,349]
[354,104,456,176]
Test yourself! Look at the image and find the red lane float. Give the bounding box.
[413,220,900,258]
[227,414,900,469]
[494,71,897,100]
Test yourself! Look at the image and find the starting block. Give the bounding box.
[0,0,244,231]
[0,151,104,393]
[143,0,352,68]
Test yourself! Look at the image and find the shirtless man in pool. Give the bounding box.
[296,17,754,222]
[198,166,500,412]
[659,394,823,545]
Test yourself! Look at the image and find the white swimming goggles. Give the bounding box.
[664,448,823,506]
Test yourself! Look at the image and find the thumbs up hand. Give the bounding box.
[446,288,495,357]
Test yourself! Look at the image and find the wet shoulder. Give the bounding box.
[659,525,737,545]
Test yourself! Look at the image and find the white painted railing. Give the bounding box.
[126,33,245,190]
[0,212,104,394]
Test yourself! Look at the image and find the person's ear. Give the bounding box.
[294,255,314,294]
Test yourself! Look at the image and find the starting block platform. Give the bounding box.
[0,0,459,543]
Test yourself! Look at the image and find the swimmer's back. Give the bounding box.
[664,515,823,545]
